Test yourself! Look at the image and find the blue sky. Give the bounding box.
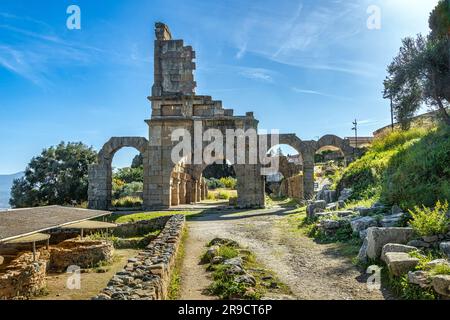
[0,0,439,174]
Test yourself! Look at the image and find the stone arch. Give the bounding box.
[262,133,316,199]
[315,134,354,157]
[88,137,149,210]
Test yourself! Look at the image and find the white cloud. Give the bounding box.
[238,67,274,83]
[292,87,350,100]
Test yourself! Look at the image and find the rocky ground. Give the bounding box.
[179,206,393,300]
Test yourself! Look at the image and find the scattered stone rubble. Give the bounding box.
[307,195,409,241]
[308,195,450,299]
[92,215,185,300]
[202,238,293,300]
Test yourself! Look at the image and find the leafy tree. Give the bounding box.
[202,162,236,179]
[384,0,450,128]
[10,142,97,208]
[131,154,144,168]
[113,167,143,184]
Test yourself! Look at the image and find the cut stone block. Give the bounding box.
[366,227,415,260]
[432,275,450,297]
[385,252,419,276]
[381,243,417,263]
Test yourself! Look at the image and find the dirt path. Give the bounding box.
[179,207,392,300]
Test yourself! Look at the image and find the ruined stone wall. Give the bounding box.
[152,22,196,97]
[49,239,114,272]
[0,252,47,300]
[93,215,185,300]
[113,215,170,238]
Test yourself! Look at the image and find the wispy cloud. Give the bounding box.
[227,1,376,77]
[238,67,274,83]
[292,87,350,100]
[0,13,110,86]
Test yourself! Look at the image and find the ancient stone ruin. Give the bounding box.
[88,23,357,210]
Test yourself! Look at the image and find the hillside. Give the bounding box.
[335,125,450,209]
[0,172,24,208]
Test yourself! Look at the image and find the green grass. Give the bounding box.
[109,211,201,223]
[335,126,450,209]
[168,226,188,300]
[217,245,239,260]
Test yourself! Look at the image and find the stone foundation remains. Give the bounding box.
[49,239,114,272]
[0,252,47,300]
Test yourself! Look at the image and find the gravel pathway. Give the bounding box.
[179,207,393,300]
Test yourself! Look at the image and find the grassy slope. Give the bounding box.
[336,126,450,209]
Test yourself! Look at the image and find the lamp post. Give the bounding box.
[352,119,358,150]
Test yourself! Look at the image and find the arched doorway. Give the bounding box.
[265,144,304,201]
[201,160,237,205]
[110,148,144,209]
[313,135,355,194]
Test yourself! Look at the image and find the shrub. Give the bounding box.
[206,178,225,190]
[112,196,143,208]
[219,177,237,189]
[408,200,450,237]
[207,193,216,200]
[217,190,231,200]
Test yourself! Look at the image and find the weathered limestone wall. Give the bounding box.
[0,252,47,300]
[49,239,114,272]
[93,215,185,300]
[152,22,196,98]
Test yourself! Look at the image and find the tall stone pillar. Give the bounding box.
[185,179,192,204]
[179,174,186,204]
[196,180,202,202]
[88,163,111,210]
[171,174,180,207]
[193,180,198,203]
[302,151,315,200]
[201,179,207,200]
[235,164,265,208]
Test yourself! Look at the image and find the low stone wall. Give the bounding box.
[93,214,185,300]
[0,252,47,300]
[113,215,170,238]
[50,239,114,272]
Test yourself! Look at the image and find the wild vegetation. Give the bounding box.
[335,126,450,209]
[408,200,450,236]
